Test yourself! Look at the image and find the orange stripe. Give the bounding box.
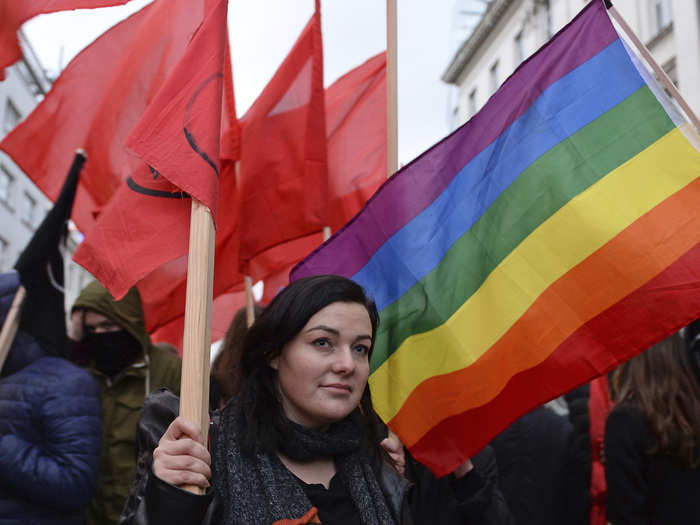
[390,177,700,448]
[408,238,700,477]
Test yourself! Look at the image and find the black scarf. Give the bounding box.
[213,398,396,525]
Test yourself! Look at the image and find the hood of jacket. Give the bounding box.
[72,280,151,358]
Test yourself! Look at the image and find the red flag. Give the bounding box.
[150,284,247,351]
[0,0,207,232]
[0,0,130,80]
[147,51,387,348]
[220,37,241,163]
[244,53,387,285]
[74,0,234,302]
[135,172,247,351]
[325,52,386,231]
[238,0,327,275]
[126,0,229,216]
[96,160,242,349]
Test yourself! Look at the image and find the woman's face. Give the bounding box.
[270,301,372,429]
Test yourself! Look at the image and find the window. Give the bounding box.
[0,165,12,203]
[654,0,673,33]
[3,99,21,133]
[15,60,43,98]
[513,32,524,66]
[490,60,500,95]
[21,191,36,226]
[468,88,478,117]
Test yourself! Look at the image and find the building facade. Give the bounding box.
[0,31,93,313]
[0,31,52,272]
[443,0,700,129]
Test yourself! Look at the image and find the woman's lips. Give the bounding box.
[322,383,352,393]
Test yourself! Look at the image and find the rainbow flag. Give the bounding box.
[291,0,700,476]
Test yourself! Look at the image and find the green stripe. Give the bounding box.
[370,86,674,373]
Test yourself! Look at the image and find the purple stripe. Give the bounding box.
[291,0,618,281]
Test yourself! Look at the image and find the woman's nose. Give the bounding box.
[331,346,356,374]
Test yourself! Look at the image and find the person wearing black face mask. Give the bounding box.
[70,280,182,525]
[81,315,143,379]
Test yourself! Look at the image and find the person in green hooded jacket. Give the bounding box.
[70,280,181,525]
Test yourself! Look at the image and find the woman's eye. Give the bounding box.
[313,338,331,348]
[353,345,370,355]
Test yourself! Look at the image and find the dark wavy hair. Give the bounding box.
[237,275,383,453]
[613,332,700,467]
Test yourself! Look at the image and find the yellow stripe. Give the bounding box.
[369,127,700,422]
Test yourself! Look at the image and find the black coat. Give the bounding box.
[604,404,700,525]
[119,389,513,525]
[490,405,586,525]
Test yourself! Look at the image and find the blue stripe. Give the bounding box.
[353,39,646,311]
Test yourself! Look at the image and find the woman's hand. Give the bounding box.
[380,430,406,476]
[452,458,473,479]
[152,416,212,489]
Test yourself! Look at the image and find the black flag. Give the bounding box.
[14,151,85,357]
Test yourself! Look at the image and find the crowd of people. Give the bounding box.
[1,270,699,524]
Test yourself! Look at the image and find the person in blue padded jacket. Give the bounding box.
[0,271,102,525]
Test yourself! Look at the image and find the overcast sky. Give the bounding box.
[22,0,472,165]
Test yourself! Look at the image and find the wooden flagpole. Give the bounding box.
[386,0,398,179]
[384,0,404,451]
[607,5,700,134]
[235,159,257,329]
[244,275,255,327]
[0,285,26,373]
[179,199,215,494]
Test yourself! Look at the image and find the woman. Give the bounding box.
[604,332,700,524]
[126,275,510,524]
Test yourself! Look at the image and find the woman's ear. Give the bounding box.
[269,356,279,370]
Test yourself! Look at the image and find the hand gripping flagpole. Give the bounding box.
[180,199,215,494]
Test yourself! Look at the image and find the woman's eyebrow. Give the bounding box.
[305,325,339,336]
[305,326,372,342]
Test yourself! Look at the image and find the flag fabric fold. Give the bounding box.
[126,0,229,217]
[75,0,235,302]
[0,0,129,79]
[0,0,208,234]
[14,151,83,357]
[73,0,233,301]
[325,51,386,231]
[237,0,327,276]
[291,0,700,476]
